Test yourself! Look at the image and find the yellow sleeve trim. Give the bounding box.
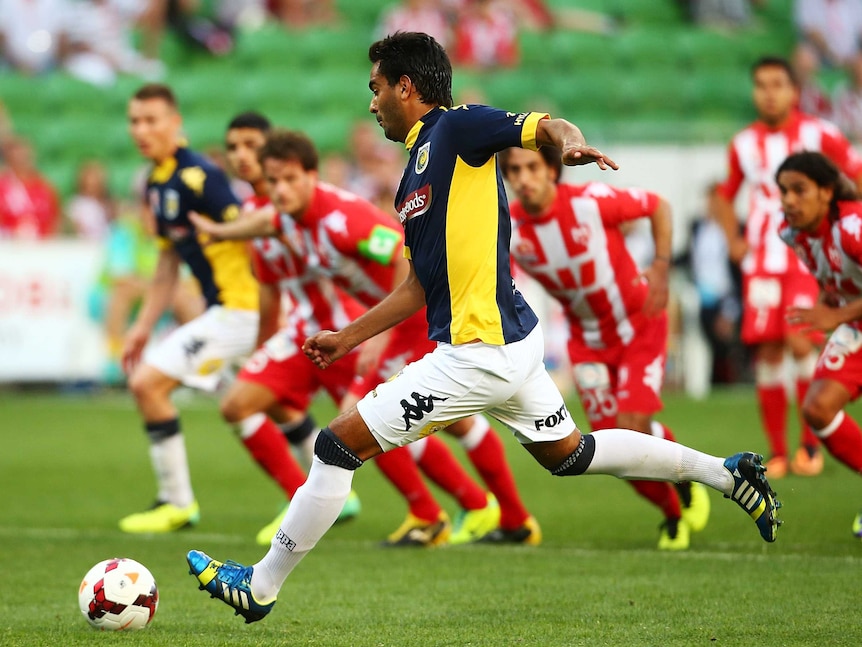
[520,112,550,151]
[156,236,173,251]
[403,245,412,260]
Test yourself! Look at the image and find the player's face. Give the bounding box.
[369,63,408,143]
[225,128,266,184]
[127,98,181,162]
[502,148,557,213]
[777,169,833,231]
[262,157,317,217]
[753,66,798,125]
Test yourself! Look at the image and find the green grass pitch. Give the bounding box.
[1,387,860,646]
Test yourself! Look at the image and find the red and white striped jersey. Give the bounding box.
[273,182,428,334]
[718,110,862,275]
[779,201,862,330]
[243,194,362,338]
[510,182,659,350]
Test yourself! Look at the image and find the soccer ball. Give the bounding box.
[78,558,159,630]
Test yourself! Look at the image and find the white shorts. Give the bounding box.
[356,325,578,451]
[144,306,259,390]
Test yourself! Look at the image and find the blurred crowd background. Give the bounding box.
[0,0,858,392]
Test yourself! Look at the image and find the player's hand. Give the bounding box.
[189,212,223,240]
[640,259,670,317]
[786,303,841,333]
[303,330,350,369]
[561,144,619,171]
[728,237,748,265]
[121,323,150,375]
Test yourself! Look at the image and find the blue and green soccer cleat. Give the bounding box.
[723,452,781,542]
[186,550,275,623]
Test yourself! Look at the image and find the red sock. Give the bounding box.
[467,429,530,530]
[241,416,307,499]
[629,480,682,519]
[415,436,487,510]
[757,384,788,458]
[374,447,441,522]
[796,379,820,449]
[819,412,862,473]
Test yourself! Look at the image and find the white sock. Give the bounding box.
[458,415,491,451]
[251,457,354,602]
[149,434,195,507]
[587,428,734,495]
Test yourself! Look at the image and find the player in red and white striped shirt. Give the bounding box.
[776,151,862,537]
[715,55,862,479]
[502,146,711,550]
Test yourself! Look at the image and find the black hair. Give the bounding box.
[776,151,860,212]
[258,129,319,171]
[227,111,271,132]
[751,55,797,87]
[498,146,564,184]
[368,31,453,108]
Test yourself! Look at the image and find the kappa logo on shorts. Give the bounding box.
[534,404,569,431]
[400,391,448,431]
[183,337,206,359]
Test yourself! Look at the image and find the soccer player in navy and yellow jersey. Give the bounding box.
[188,33,781,624]
[119,83,259,534]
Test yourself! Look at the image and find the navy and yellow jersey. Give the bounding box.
[146,146,258,311]
[394,105,547,345]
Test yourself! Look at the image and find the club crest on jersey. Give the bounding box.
[415,142,430,174]
[164,189,180,220]
[397,185,432,224]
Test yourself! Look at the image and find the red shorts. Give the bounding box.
[237,328,358,411]
[741,270,822,345]
[349,316,435,399]
[567,313,667,430]
[813,324,862,401]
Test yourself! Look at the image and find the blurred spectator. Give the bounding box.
[453,0,519,69]
[792,42,833,119]
[67,160,115,240]
[63,0,165,87]
[0,136,60,240]
[794,0,862,68]
[340,121,404,212]
[683,0,766,29]
[833,52,862,142]
[266,0,338,28]
[687,183,746,384]
[376,0,453,49]
[0,0,71,75]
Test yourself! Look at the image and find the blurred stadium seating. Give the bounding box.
[1,0,797,199]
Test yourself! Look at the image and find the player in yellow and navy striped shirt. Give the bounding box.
[187,33,781,625]
[119,83,259,534]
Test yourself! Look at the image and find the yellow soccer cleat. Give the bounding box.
[119,500,200,533]
[449,494,501,545]
[658,517,690,551]
[681,481,711,533]
[382,511,451,547]
[478,515,543,546]
[255,490,361,545]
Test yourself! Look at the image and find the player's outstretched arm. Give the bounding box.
[787,298,862,333]
[535,118,618,170]
[189,209,276,241]
[642,197,672,317]
[303,262,426,369]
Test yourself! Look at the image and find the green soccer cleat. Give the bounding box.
[680,481,711,533]
[723,452,781,542]
[255,490,361,545]
[186,550,274,624]
[449,494,501,545]
[118,500,200,533]
[852,510,862,539]
[478,515,543,546]
[657,517,690,551]
[382,511,451,547]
